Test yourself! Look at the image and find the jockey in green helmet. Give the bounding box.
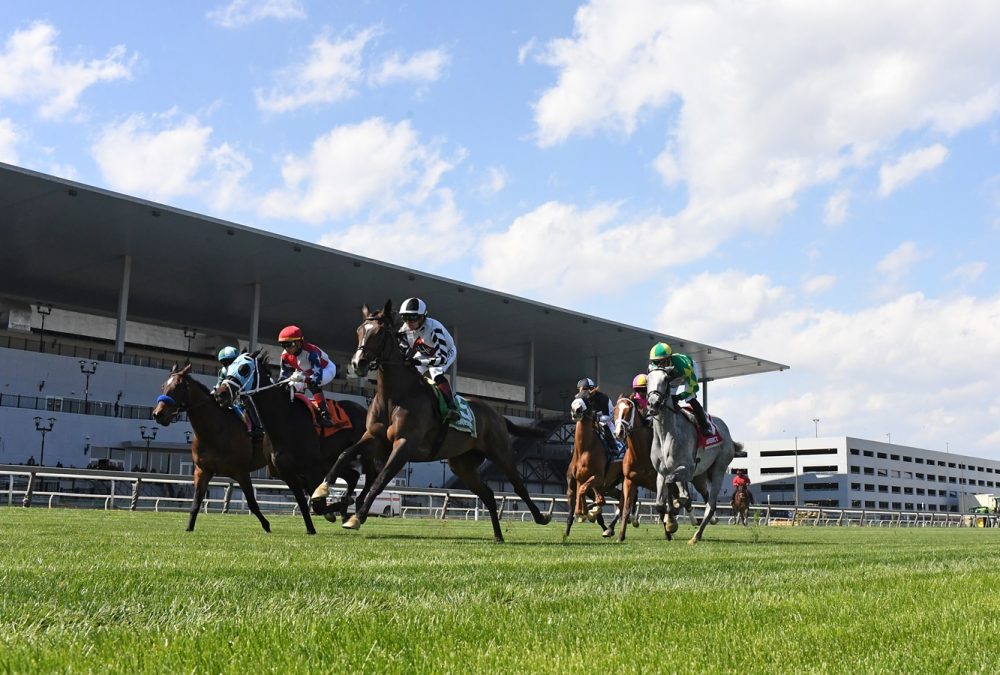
[647,342,713,435]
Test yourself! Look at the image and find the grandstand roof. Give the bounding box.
[0,162,787,409]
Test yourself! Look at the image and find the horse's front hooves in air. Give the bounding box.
[342,514,362,530]
[310,482,330,501]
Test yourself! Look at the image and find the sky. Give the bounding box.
[1,1,999,457]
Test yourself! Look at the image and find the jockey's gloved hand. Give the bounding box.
[288,370,306,384]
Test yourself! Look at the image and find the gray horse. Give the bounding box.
[645,367,742,544]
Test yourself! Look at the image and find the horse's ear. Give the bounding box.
[180,364,193,376]
[171,363,178,373]
[361,303,370,318]
[383,298,393,317]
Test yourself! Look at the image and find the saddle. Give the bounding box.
[292,394,352,437]
[677,401,722,448]
[425,378,476,437]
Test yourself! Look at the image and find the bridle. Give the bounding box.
[155,372,211,421]
[355,314,399,373]
[614,396,636,439]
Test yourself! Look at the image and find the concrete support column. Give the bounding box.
[702,379,709,411]
[249,282,261,351]
[449,325,458,387]
[115,255,132,358]
[527,340,536,414]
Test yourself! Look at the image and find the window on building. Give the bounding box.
[761,467,795,474]
[892,502,902,509]
[916,488,925,495]
[938,475,947,482]
[877,452,887,459]
[879,501,889,509]
[890,470,901,478]
[927,475,936,482]
[877,469,888,477]
[851,500,861,507]
[890,454,900,461]
[759,483,795,492]
[865,484,875,491]
[891,486,901,494]
[903,456,912,463]
[863,467,874,475]
[851,482,861,490]
[863,450,874,457]
[849,466,860,474]
[937,460,946,467]
[903,487,913,495]
[915,458,924,464]
[878,485,888,493]
[949,477,957,483]
[948,462,956,468]
[850,448,859,455]
[927,489,936,496]
[903,471,913,479]
[805,465,839,472]
[804,482,839,491]
[915,473,924,480]
[864,500,875,508]
[904,502,914,509]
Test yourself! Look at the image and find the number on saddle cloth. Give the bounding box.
[426,378,477,437]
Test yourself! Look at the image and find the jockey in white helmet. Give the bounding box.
[397,297,459,420]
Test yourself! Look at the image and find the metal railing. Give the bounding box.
[1,466,979,527]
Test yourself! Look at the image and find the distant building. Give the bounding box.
[729,436,1000,513]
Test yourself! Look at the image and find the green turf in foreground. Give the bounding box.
[2,509,1000,674]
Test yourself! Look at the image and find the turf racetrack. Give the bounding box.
[3,509,1000,673]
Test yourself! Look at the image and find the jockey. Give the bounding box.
[278,326,336,427]
[631,373,649,416]
[574,377,623,455]
[648,342,713,435]
[217,346,263,440]
[397,297,459,420]
[732,469,754,503]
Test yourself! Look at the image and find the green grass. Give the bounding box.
[2,509,1000,674]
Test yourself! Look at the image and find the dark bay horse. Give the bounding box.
[564,388,624,539]
[214,351,372,535]
[612,393,668,542]
[732,484,752,526]
[314,300,551,542]
[152,364,273,532]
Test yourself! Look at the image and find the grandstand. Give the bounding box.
[0,162,786,490]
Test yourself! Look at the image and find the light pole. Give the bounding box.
[139,425,157,471]
[793,435,799,506]
[33,417,56,466]
[79,360,98,413]
[183,327,197,356]
[440,459,448,487]
[36,303,52,353]
[184,430,193,444]
[812,418,819,438]
[886,432,891,445]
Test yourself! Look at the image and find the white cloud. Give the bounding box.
[371,48,449,86]
[0,118,21,163]
[479,166,507,196]
[207,0,305,28]
[530,1,1000,291]
[517,38,537,65]
[823,189,850,226]
[664,271,1000,455]
[319,189,472,266]
[259,117,459,224]
[947,261,986,285]
[803,274,837,295]
[656,270,788,343]
[0,22,133,119]
[255,28,376,112]
[878,144,949,197]
[91,110,251,208]
[877,241,926,281]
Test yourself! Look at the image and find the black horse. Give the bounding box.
[214,350,373,534]
[314,300,552,542]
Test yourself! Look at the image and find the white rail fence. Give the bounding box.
[1,466,987,528]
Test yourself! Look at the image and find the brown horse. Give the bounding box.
[152,364,273,532]
[564,388,624,539]
[612,394,668,541]
[732,483,752,526]
[312,299,551,542]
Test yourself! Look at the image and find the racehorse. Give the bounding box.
[152,364,273,533]
[732,483,752,526]
[214,351,372,535]
[645,367,742,544]
[313,300,552,542]
[612,393,670,541]
[564,388,624,539]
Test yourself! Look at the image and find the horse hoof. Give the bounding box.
[667,521,679,535]
[630,518,639,528]
[537,514,552,525]
[687,537,698,546]
[601,529,613,538]
[342,515,362,530]
[323,512,339,524]
[576,515,586,523]
[310,482,330,501]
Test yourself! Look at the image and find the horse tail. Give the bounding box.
[503,417,558,440]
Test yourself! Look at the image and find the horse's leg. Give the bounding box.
[284,473,317,535]
[234,472,271,533]
[343,437,409,530]
[448,453,505,543]
[655,473,675,540]
[564,477,577,538]
[186,466,212,532]
[600,485,622,538]
[578,476,597,521]
[618,476,636,542]
[690,466,725,545]
[335,467,361,521]
[312,434,379,506]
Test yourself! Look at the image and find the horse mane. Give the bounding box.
[183,371,213,397]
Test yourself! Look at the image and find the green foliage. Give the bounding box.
[2,510,1000,673]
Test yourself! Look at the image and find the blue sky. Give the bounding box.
[2,1,1000,457]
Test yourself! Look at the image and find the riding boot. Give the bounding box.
[434,375,460,421]
[688,398,713,435]
[247,406,265,441]
[312,388,334,427]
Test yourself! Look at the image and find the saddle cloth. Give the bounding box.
[293,394,353,438]
[427,379,477,437]
[678,401,722,448]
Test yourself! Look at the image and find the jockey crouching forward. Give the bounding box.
[648,342,713,436]
[278,326,336,427]
[218,346,263,440]
[397,297,459,421]
[573,377,624,456]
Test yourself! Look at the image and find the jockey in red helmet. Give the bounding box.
[278,325,337,427]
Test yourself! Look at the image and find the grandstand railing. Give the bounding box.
[0,466,976,527]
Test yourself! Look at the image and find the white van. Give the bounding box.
[328,478,401,517]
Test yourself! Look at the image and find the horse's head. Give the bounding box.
[570,388,599,423]
[153,363,193,426]
[612,395,636,441]
[351,299,398,377]
[213,350,269,407]
[645,367,675,416]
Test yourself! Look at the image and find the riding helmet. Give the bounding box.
[278,325,304,342]
[577,377,596,390]
[649,342,672,361]
[399,297,427,319]
[631,373,647,389]
[218,346,239,362]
